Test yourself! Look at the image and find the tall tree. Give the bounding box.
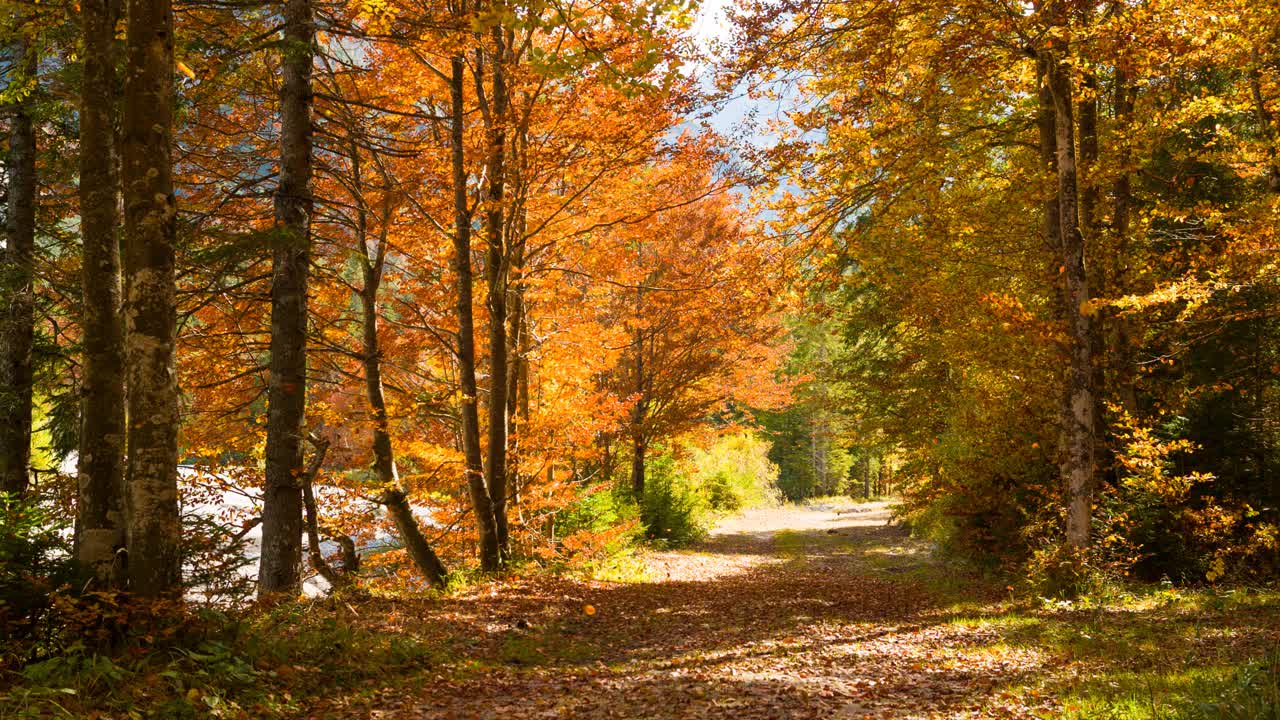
[352,143,450,585]
[1,37,36,499]
[259,0,315,596]
[77,0,128,586]
[1040,0,1095,549]
[122,0,182,596]
[450,43,503,572]
[478,22,512,560]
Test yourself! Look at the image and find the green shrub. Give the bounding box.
[639,454,709,546]
[556,482,640,539]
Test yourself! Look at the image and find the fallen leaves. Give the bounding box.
[292,503,1278,720]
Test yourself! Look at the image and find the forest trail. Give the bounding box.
[320,500,1071,719]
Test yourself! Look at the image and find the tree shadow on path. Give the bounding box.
[316,504,1069,719]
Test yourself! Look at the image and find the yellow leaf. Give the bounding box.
[177,61,196,80]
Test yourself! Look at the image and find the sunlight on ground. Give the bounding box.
[10,500,1275,719]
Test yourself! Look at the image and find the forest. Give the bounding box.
[1,0,1278,717]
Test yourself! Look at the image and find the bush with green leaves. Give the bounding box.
[638,453,710,546]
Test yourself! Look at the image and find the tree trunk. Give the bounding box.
[480,28,511,561]
[259,0,314,596]
[505,205,529,513]
[1250,48,1280,193]
[77,0,128,587]
[357,179,448,586]
[0,40,36,499]
[451,52,501,572]
[1037,52,1071,493]
[1079,70,1108,480]
[631,435,646,498]
[630,321,647,499]
[1044,16,1096,549]
[382,490,449,585]
[121,0,182,596]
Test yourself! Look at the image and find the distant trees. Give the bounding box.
[732,0,1280,581]
[604,191,786,501]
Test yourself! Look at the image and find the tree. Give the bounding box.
[448,33,503,571]
[122,0,182,596]
[1,35,36,498]
[76,0,128,587]
[601,186,786,499]
[259,0,316,596]
[1039,0,1095,548]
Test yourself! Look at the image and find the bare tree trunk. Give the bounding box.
[1036,52,1070,492]
[862,456,871,499]
[505,197,529,512]
[451,51,501,572]
[505,249,525,507]
[260,0,314,596]
[1043,10,1095,548]
[479,28,511,561]
[1079,69,1108,479]
[1250,47,1280,193]
[77,0,128,587]
[630,324,647,498]
[122,0,182,596]
[0,40,36,499]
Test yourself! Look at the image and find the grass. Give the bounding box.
[775,503,1280,719]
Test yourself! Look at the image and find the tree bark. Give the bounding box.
[121,0,182,596]
[1079,70,1108,479]
[480,28,512,562]
[1250,47,1280,193]
[630,322,647,498]
[451,51,502,571]
[1036,52,1071,492]
[0,39,36,499]
[259,0,314,596]
[77,0,128,587]
[505,234,527,510]
[505,122,531,512]
[1043,9,1095,549]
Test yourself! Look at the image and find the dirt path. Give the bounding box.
[315,501,1068,719]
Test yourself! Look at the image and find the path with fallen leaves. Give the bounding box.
[305,501,1035,719]
[311,500,1279,719]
